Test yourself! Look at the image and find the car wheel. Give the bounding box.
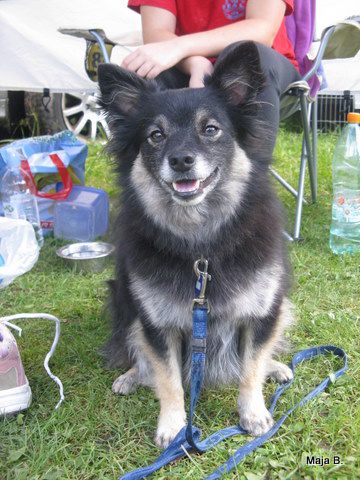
[24,91,109,141]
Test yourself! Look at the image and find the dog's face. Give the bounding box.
[135,88,238,206]
[98,42,265,231]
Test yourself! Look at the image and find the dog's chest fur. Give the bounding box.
[128,259,284,386]
[129,260,283,330]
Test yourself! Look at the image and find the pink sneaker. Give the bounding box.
[0,323,32,415]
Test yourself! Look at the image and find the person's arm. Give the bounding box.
[122,6,214,86]
[122,0,286,84]
[179,0,287,56]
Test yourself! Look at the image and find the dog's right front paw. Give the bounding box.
[238,399,274,436]
[155,413,186,449]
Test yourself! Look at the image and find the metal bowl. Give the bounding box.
[56,242,115,273]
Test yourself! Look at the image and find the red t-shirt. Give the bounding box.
[128,0,298,69]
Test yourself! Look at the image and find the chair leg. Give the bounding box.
[276,91,319,241]
[299,93,317,203]
[270,168,307,202]
[311,97,318,202]
[293,137,307,241]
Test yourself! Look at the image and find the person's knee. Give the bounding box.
[157,67,189,89]
[216,41,272,67]
[216,41,296,93]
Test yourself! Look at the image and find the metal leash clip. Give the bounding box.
[192,257,211,312]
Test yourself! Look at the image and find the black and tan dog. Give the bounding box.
[98,41,294,449]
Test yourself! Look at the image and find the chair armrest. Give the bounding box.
[303,26,335,82]
[304,18,360,82]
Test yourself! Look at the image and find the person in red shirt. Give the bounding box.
[123,0,300,152]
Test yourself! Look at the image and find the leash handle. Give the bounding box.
[205,345,348,479]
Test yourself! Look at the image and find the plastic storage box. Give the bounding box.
[54,186,109,241]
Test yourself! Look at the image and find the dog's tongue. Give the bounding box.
[172,179,200,193]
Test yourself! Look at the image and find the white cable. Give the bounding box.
[0,313,64,409]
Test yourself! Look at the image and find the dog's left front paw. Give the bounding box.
[155,413,186,449]
[112,368,138,395]
[238,403,274,436]
[267,360,293,384]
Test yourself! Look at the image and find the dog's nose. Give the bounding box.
[168,154,195,172]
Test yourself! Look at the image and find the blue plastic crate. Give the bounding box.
[54,186,109,241]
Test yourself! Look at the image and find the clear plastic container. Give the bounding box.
[330,112,360,254]
[0,149,44,247]
[54,186,109,242]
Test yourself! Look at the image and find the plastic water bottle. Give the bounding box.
[0,149,44,247]
[330,112,360,254]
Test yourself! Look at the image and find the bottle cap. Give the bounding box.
[347,112,360,123]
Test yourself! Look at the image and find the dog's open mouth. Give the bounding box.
[170,168,219,198]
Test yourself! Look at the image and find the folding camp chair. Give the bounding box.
[61,15,360,241]
[276,12,360,240]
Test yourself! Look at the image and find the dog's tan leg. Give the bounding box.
[238,299,293,436]
[266,298,294,384]
[153,351,186,449]
[238,345,274,436]
[138,331,186,449]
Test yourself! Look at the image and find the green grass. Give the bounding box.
[1,131,359,480]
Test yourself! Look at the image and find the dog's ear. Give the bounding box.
[97,63,156,116]
[206,41,265,106]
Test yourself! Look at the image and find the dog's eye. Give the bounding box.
[149,129,165,142]
[204,125,219,136]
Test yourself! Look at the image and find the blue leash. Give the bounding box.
[119,259,348,480]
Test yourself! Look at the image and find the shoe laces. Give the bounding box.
[0,313,64,409]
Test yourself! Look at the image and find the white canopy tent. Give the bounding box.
[0,0,358,95]
[0,0,141,94]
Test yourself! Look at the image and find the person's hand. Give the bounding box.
[121,39,185,78]
[185,56,214,88]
